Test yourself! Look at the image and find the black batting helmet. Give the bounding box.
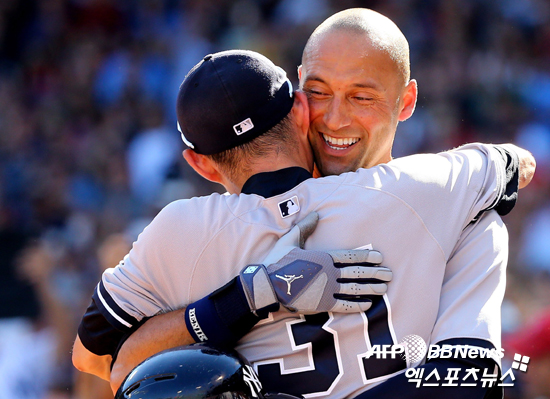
[115,344,265,399]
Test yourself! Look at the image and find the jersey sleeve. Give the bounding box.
[368,143,510,259]
[437,143,519,218]
[490,144,520,216]
[77,201,190,356]
[426,143,508,221]
[430,210,508,362]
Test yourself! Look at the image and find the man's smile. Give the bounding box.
[321,133,361,151]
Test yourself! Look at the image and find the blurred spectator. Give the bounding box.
[17,240,75,398]
[516,122,550,181]
[0,226,56,399]
[73,232,132,399]
[505,309,550,399]
[520,205,550,274]
[126,101,181,209]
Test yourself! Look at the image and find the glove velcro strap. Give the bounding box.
[239,264,278,313]
[184,277,277,348]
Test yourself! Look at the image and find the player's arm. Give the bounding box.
[74,302,195,389]
[431,211,507,363]
[74,211,388,391]
[421,157,528,399]
[344,144,533,399]
[513,144,536,189]
[72,275,152,381]
[430,144,534,349]
[353,213,507,399]
[357,144,535,399]
[489,143,535,216]
[460,143,534,217]
[109,213,390,392]
[72,335,113,381]
[109,308,194,391]
[71,272,193,387]
[74,199,213,382]
[380,142,533,256]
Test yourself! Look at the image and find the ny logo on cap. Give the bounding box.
[278,196,300,218]
[233,118,254,135]
[243,365,262,397]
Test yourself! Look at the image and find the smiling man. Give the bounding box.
[296,9,529,399]
[300,9,417,176]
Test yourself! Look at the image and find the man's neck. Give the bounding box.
[241,167,313,197]
[228,154,312,194]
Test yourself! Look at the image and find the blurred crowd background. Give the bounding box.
[1,0,549,398]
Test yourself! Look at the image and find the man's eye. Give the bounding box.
[305,88,328,97]
[353,96,373,101]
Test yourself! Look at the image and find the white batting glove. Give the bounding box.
[239,212,392,314]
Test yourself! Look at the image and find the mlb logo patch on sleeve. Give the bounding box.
[278,196,300,218]
[233,118,254,135]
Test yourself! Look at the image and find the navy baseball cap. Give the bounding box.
[176,50,294,155]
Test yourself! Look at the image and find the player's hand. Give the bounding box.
[239,212,392,314]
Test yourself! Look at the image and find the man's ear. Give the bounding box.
[292,91,310,139]
[398,79,418,122]
[297,65,303,81]
[182,149,224,184]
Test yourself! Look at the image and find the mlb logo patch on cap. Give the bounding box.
[278,196,300,218]
[233,118,254,135]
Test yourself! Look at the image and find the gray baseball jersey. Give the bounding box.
[431,210,507,351]
[86,144,511,399]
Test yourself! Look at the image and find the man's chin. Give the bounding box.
[316,160,357,177]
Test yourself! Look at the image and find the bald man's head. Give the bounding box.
[302,8,410,84]
[298,8,418,176]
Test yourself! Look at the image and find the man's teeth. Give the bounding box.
[322,134,359,150]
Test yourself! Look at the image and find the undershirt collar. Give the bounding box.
[241,167,312,198]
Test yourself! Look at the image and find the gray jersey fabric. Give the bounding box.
[99,144,508,398]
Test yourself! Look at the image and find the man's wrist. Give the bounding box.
[184,277,278,348]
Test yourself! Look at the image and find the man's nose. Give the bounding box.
[323,96,352,131]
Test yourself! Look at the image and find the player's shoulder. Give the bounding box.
[154,191,266,229]
[387,143,498,172]
[133,193,254,253]
[347,143,498,187]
